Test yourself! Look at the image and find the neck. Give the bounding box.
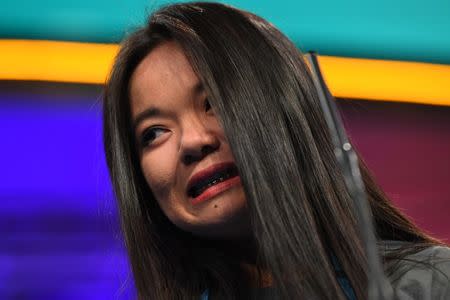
[214,237,273,288]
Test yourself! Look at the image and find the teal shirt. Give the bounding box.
[200,277,356,299]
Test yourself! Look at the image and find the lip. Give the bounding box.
[187,161,240,204]
[191,176,241,205]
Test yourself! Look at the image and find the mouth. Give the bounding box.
[187,162,240,204]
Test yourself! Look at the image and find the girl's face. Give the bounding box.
[130,41,250,239]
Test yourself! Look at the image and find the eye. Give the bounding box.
[204,97,212,112]
[140,127,167,147]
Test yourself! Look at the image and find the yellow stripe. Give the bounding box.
[1,39,450,106]
[0,39,118,84]
[317,55,450,106]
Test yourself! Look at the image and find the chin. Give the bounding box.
[186,195,251,239]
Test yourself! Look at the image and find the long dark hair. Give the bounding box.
[103,2,442,299]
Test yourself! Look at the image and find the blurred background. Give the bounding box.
[1,0,449,299]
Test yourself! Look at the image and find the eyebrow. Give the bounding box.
[132,82,205,133]
[132,107,162,133]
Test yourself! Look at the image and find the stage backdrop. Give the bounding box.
[1,0,449,299]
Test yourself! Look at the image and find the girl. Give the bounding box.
[103,2,450,299]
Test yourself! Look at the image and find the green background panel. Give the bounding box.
[1,0,450,63]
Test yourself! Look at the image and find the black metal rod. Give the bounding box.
[304,52,393,300]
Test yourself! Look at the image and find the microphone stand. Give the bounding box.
[304,52,393,300]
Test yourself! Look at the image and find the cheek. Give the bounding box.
[140,148,178,200]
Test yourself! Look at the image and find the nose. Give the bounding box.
[180,119,220,165]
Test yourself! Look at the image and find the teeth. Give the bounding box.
[208,176,225,188]
[195,175,228,197]
[189,168,238,198]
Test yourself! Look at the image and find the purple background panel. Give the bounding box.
[339,99,450,240]
[0,82,135,300]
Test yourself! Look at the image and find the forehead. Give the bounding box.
[129,41,200,116]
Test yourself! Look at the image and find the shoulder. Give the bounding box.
[381,240,450,300]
